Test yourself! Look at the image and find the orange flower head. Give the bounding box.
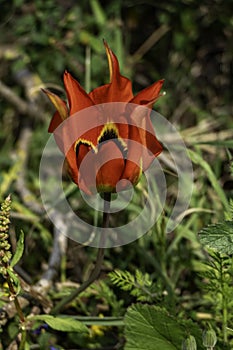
[43,41,164,195]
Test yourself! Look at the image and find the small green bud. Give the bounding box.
[3,251,12,263]
[202,329,217,348]
[0,195,11,232]
[182,335,197,350]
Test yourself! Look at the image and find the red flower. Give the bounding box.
[43,42,164,195]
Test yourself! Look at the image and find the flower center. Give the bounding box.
[98,125,127,158]
[98,128,118,143]
[75,124,128,159]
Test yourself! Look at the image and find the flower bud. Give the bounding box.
[182,335,197,350]
[202,329,217,348]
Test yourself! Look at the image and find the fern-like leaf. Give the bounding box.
[109,269,155,302]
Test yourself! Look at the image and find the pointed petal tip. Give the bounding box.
[155,79,165,89]
[103,39,110,50]
[159,78,165,86]
[103,40,115,82]
[42,88,68,121]
[103,40,113,56]
[64,70,75,83]
[64,70,72,81]
[41,87,52,95]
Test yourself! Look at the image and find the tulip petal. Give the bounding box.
[48,111,64,133]
[90,102,129,141]
[42,88,68,133]
[121,125,142,185]
[104,40,114,81]
[121,159,142,188]
[89,78,133,103]
[75,141,95,169]
[76,140,124,194]
[99,41,133,102]
[131,79,164,106]
[64,71,93,115]
[42,88,68,121]
[96,141,125,193]
[89,84,111,104]
[128,105,163,170]
[65,146,79,186]
[75,142,94,195]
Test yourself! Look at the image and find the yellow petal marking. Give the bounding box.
[104,41,113,82]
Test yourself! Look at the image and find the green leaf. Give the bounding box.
[79,30,103,53]
[72,316,124,326]
[124,304,204,350]
[7,267,21,295]
[199,221,233,254]
[90,0,106,27]
[194,140,233,147]
[10,230,24,267]
[29,315,88,333]
[24,342,30,350]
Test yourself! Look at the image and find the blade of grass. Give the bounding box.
[188,149,228,211]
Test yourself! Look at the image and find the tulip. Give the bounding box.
[43,41,164,195]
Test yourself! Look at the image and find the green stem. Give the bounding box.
[4,265,27,348]
[157,218,175,304]
[51,193,111,315]
[220,257,228,344]
[4,266,25,323]
[19,329,27,350]
[222,297,228,343]
[85,45,91,93]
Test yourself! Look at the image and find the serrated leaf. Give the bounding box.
[199,221,233,254]
[30,315,88,333]
[10,230,24,267]
[124,304,204,350]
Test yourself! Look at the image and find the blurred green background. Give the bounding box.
[0,1,233,348]
[1,0,232,118]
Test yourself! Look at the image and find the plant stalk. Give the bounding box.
[19,328,27,350]
[222,297,228,343]
[4,263,25,323]
[8,281,25,323]
[51,192,111,315]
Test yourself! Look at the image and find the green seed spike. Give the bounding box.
[0,195,12,265]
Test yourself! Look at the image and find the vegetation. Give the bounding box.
[0,0,232,349]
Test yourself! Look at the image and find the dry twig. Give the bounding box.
[0,79,45,121]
